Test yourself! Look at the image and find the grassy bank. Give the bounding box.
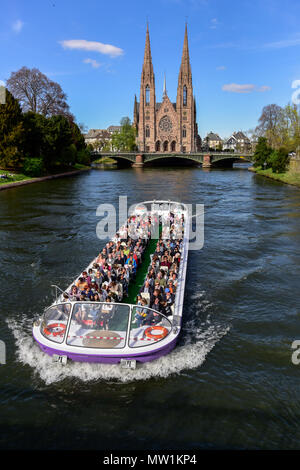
[249,166,300,188]
[0,169,32,186]
[93,156,117,165]
[0,164,90,188]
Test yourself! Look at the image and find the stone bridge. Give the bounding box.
[92,151,254,168]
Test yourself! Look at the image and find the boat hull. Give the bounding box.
[33,330,178,364]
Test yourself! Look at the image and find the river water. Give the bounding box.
[1,165,300,450]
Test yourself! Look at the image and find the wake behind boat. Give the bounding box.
[32,201,189,368]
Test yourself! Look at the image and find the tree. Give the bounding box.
[111,117,137,151]
[22,111,48,159]
[268,148,289,173]
[43,115,74,168]
[255,104,284,149]
[7,66,73,119]
[253,137,272,168]
[0,89,24,168]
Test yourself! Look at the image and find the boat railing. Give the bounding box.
[51,284,69,304]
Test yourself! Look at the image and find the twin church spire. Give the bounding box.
[135,23,198,153]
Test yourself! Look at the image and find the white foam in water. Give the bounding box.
[8,304,230,385]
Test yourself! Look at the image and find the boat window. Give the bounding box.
[129,306,172,348]
[66,303,130,349]
[40,303,71,344]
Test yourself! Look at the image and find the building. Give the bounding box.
[203,132,223,150]
[133,24,200,153]
[223,131,251,152]
[84,126,121,151]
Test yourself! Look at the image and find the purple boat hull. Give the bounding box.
[33,331,178,364]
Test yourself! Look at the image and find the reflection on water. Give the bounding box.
[1,166,300,450]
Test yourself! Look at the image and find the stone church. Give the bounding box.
[133,24,200,153]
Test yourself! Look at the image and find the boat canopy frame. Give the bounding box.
[39,300,175,350]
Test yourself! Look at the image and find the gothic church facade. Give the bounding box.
[133,24,200,153]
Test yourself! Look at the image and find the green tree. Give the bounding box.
[253,137,272,168]
[22,111,48,159]
[111,117,137,151]
[43,115,74,168]
[268,147,289,173]
[0,89,24,168]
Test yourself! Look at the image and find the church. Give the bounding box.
[133,24,201,153]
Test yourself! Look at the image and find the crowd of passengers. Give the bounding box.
[63,211,185,326]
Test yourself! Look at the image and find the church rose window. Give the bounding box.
[159,115,172,133]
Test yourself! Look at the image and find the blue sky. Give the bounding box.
[1,0,300,138]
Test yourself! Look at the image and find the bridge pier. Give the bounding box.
[132,154,144,167]
[202,154,212,168]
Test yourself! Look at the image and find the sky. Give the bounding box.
[1,0,300,139]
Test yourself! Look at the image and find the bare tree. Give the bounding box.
[7,67,73,119]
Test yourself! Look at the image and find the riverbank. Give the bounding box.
[249,166,300,188]
[0,164,90,191]
[93,156,117,165]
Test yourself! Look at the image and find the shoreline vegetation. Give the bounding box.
[249,165,300,188]
[93,156,117,165]
[0,164,90,191]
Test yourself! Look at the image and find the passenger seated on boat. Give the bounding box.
[161,291,174,316]
[76,277,88,291]
[142,308,162,326]
[149,289,162,308]
[109,281,123,301]
[99,296,114,330]
[93,293,101,302]
[166,280,176,295]
[81,286,94,299]
[155,272,166,287]
[118,273,128,297]
[125,254,137,274]
[140,280,153,296]
[81,271,91,286]
[54,303,70,321]
[69,285,79,301]
[134,299,148,327]
[62,292,70,302]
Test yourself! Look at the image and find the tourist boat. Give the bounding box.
[32,201,189,368]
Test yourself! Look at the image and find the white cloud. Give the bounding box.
[264,36,300,49]
[83,58,101,68]
[60,39,124,58]
[12,20,24,33]
[222,83,255,93]
[256,85,271,92]
[222,83,271,93]
[210,18,219,29]
[216,65,226,71]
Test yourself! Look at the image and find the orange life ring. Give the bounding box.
[144,326,169,340]
[44,323,66,337]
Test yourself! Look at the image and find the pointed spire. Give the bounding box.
[142,22,154,80]
[179,23,192,83]
[163,72,167,97]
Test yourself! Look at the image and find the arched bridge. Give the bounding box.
[92,151,254,168]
